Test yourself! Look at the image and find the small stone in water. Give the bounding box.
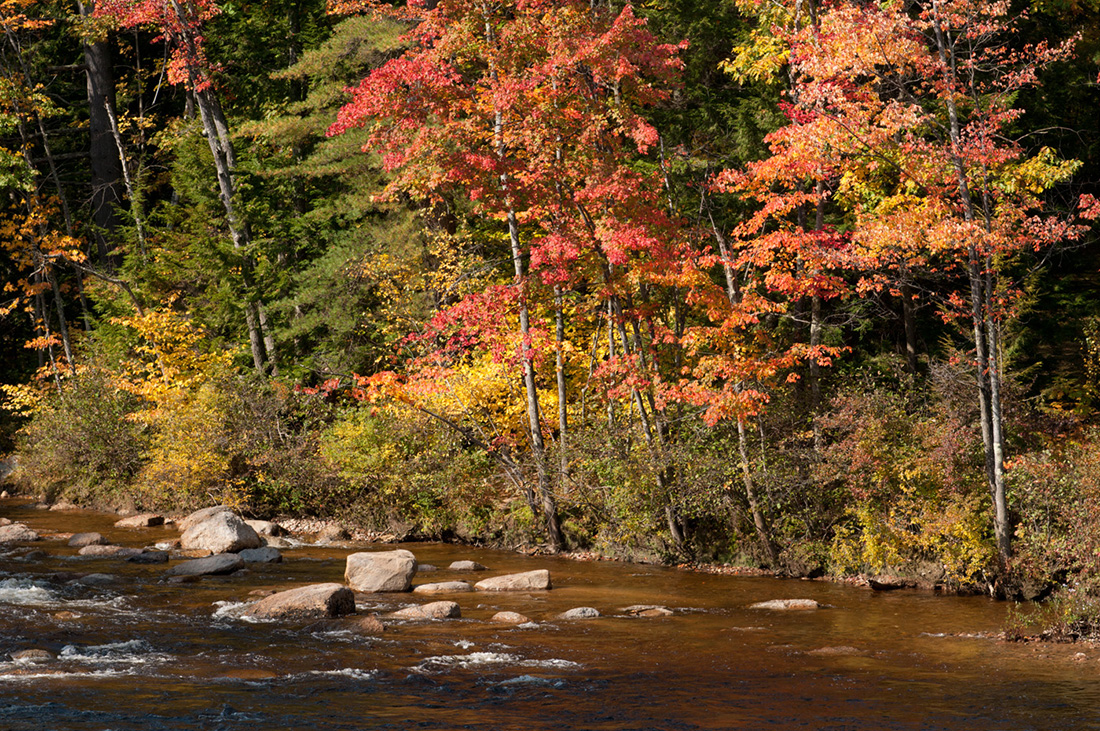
[11,649,55,663]
[68,532,107,548]
[558,607,601,620]
[449,560,488,571]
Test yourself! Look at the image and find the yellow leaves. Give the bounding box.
[110,307,236,424]
[998,146,1082,196]
[721,32,788,84]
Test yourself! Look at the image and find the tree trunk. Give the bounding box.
[932,0,1010,570]
[901,281,919,376]
[555,286,569,492]
[78,0,123,266]
[170,0,271,374]
[707,195,778,566]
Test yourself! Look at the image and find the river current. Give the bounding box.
[1,499,1098,730]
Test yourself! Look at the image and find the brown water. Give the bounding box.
[1,500,1098,730]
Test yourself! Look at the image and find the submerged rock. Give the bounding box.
[115,513,165,529]
[127,551,169,564]
[243,583,355,620]
[306,615,385,635]
[621,605,674,617]
[388,601,461,620]
[0,523,39,543]
[749,599,821,611]
[345,550,417,593]
[807,646,863,656]
[180,512,262,555]
[164,553,245,578]
[413,581,473,595]
[77,545,142,558]
[474,570,551,592]
[68,532,107,548]
[74,573,116,585]
[239,547,283,564]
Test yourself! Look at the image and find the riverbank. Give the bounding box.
[1,494,1099,731]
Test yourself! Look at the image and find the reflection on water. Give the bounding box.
[1,499,1099,730]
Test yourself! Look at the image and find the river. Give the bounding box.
[0,499,1098,730]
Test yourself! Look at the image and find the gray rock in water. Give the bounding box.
[413,581,473,595]
[77,545,142,558]
[417,564,438,572]
[491,611,530,624]
[181,512,262,555]
[345,550,417,593]
[243,583,355,620]
[239,547,283,564]
[448,560,488,571]
[74,573,116,585]
[748,599,821,611]
[558,606,601,620]
[0,517,10,526]
[388,601,461,619]
[474,570,551,592]
[48,500,78,511]
[244,519,285,537]
[177,506,233,533]
[68,532,107,548]
[261,536,292,549]
[11,649,55,663]
[164,553,245,578]
[127,551,169,564]
[115,513,165,529]
[0,523,39,543]
[21,550,47,560]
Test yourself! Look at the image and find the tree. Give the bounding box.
[724,0,1096,573]
[95,0,277,374]
[330,0,684,551]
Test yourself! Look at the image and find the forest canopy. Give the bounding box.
[1,0,1099,626]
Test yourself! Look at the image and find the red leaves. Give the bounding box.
[94,0,222,91]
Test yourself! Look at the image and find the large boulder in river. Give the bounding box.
[243,583,355,620]
[177,506,232,533]
[0,523,38,543]
[345,550,417,593]
[164,553,245,578]
[115,513,165,529]
[748,599,821,611]
[474,570,551,592]
[180,511,262,555]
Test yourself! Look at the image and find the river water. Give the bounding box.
[1,499,1098,730]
